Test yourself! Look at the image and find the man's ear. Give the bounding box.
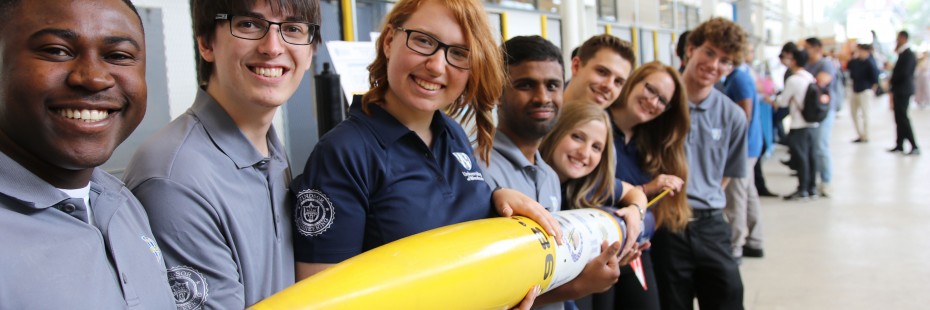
[197,36,215,63]
[570,56,581,75]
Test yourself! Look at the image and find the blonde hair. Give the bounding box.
[540,101,615,209]
[361,0,505,163]
[609,61,691,231]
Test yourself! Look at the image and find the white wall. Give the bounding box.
[133,0,199,120]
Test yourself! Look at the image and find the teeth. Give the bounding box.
[58,108,109,122]
[414,77,441,91]
[252,67,283,78]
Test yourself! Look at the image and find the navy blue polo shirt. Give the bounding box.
[292,99,496,263]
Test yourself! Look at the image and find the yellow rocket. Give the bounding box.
[250,207,631,310]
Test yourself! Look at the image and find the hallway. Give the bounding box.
[740,98,930,309]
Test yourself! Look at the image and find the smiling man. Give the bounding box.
[564,34,636,109]
[650,17,748,310]
[122,0,320,308]
[0,0,175,308]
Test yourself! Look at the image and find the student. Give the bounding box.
[0,0,174,308]
[652,17,748,310]
[802,37,839,195]
[564,34,636,109]
[539,101,650,308]
[777,49,820,201]
[290,0,560,307]
[123,0,320,308]
[847,44,880,143]
[604,61,690,309]
[723,46,765,260]
[484,36,642,309]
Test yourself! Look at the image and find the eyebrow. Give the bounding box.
[242,11,309,23]
[30,28,140,50]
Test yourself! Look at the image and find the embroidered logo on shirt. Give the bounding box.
[140,235,162,263]
[711,128,722,141]
[167,266,208,310]
[452,152,473,170]
[295,189,335,237]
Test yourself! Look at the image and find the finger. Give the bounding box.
[547,214,563,246]
[499,204,514,217]
[512,285,540,310]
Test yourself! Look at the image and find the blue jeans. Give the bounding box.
[816,109,835,184]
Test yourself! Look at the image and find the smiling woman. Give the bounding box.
[290,2,562,308]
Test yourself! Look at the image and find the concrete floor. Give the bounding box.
[740,98,930,309]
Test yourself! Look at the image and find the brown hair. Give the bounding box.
[191,0,321,86]
[687,17,747,65]
[540,101,615,210]
[609,61,691,231]
[576,34,636,69]
[362,0,505,163]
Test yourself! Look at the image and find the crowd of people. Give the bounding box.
[1,0,924,309]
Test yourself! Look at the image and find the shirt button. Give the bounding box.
[61,203,76,213]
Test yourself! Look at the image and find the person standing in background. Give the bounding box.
[802,37,838,197]
[723,45,765,261]
[847,44,881,143]
[887,30,920,155]
[914,51,930,109]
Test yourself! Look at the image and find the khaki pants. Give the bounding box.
[850,89,873,140]
[724,157,763,257]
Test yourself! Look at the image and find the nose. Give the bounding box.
[67,54,116,92]
[532,85,551,104]
[423,48,448,76]
[258,25,286,57]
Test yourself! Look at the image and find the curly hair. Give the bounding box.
[687,17,746,64]
[362,0,505,163]
[609,61,691,232]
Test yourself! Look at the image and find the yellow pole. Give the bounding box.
[501,12,509,40]
[652,31,659,62]
[540,15,548,39]
[631,27,639,66]
[341,0,354,41]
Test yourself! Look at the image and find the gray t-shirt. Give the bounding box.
[685,89,748,210]
[0,152,175,309]
[480,132,562,212]
[805,58,840,110]
[479,132,562,309]
[124,90,294,309]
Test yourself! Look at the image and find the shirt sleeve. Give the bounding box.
[723,106,748,179]
[132,177,245,310]
[731,71,756,102]
[291,132,371,264]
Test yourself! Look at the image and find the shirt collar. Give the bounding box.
[689,88,721,111]
[0,150,123,210]
[896,43,911,54]
[190,89,285,169]
[492,131,542,169]
[349,96,453,148]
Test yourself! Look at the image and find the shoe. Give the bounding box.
[908,148,921,156]
[780,159,792,166]
[852,138,868,143]
[758,190,779,197]
[888,147,904,153]
[783,191,809,201]
[743,246,764,258]
[819,183,832,198]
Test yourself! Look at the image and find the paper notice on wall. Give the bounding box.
[325,40,377,104]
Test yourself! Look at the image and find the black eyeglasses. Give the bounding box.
[215,14,318,45]
[395,27,470,70]
[643,82,671,112]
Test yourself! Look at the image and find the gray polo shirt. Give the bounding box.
[480,132,561,309]
[124,90,294,309]
[0,152,175,309]
[685,89,748,210]
[480,132,561,212]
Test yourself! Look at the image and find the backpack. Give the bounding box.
[801,82,830,123]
